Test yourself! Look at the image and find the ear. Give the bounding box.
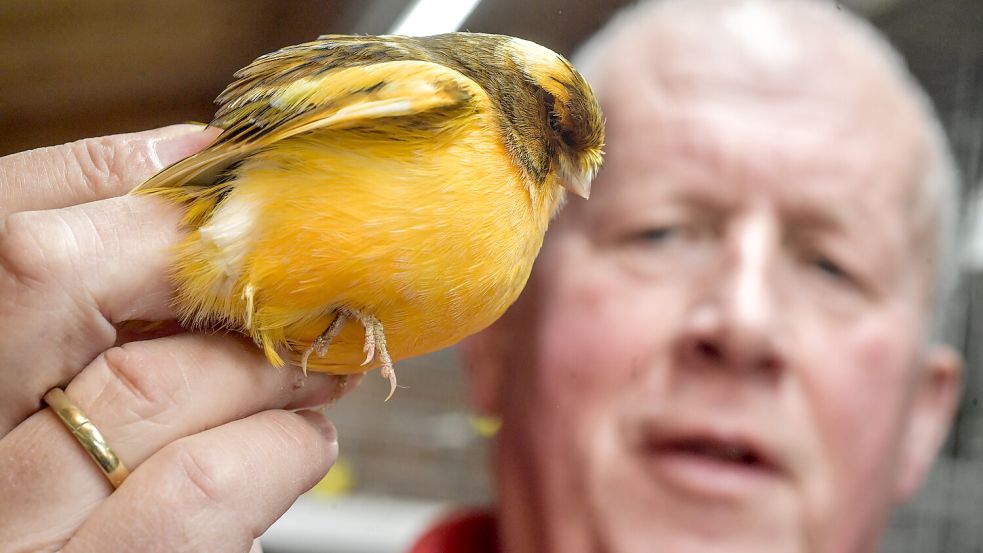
[459,323,509,417]
[894,345,963,501]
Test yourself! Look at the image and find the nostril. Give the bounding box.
[695,340,723,362]
[758,354,780,373]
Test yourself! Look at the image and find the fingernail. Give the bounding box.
[151,124,217,168]
[296,409,338,444]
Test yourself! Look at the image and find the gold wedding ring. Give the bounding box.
[43,387,130,488]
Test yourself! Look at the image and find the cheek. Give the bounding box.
[823,319,915,458]
[531,241,669,409]
[514,238,690,544]
[800,308,919,534]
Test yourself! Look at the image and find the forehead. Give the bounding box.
[578,12,929,233]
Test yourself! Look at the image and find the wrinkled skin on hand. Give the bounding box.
[0,125,355,552]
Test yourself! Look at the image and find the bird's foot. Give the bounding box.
[351,312,397,401]
[300,312,349,375]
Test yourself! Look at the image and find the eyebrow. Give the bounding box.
[782,192,909,271]
[783,201,860,235]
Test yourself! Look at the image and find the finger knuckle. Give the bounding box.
[0,211,57,288]
[70,136,156,198]
[113,138,156,182]
[100,344,182,418]
[168,440,237,507]
[70,138,120,197]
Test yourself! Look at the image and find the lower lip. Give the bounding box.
[642,449,784,500]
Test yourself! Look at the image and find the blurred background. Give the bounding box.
[2,0,981,551]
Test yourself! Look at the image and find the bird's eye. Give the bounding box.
[549,110,562,133]
[546,94,562,133]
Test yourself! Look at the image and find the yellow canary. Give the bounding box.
[132,33,604,398]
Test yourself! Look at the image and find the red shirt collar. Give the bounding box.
[407,509,499,553]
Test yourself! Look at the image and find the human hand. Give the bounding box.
[0,126,349,552]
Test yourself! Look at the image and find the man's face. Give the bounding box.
[467,24,960,553]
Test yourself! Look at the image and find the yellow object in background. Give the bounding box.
[468,415,502,438]
[310,456,355,497]
[133,33,604,398]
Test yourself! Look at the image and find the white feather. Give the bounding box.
[198,192,260,293]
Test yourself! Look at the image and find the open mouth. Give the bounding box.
[652,437,777,471]
[635,429,786,498]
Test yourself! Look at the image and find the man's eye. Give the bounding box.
[813,256,850,281]
[635,227,677,243]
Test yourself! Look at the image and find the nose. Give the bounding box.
[678,211,784,377]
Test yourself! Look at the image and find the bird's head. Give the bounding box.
[508,37,605,200]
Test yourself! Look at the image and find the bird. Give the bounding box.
[132,32,605,399]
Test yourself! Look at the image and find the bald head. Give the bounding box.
[572,0,959,337]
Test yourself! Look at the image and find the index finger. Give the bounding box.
[0,124,218,218]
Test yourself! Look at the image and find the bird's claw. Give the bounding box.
[361,322,376,366]
[300,312,349,375]
[351,312,397,400]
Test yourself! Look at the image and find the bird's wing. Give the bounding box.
[132,37,481,201]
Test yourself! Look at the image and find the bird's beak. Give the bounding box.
[560,165,592,199]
